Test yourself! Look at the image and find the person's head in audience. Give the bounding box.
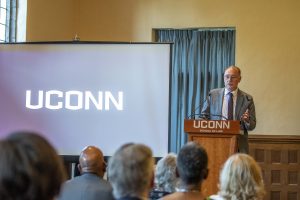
[58,145,114,200]
[108,143,154,199]
[155,153,178,193]
[78,145,106,177]
[176,142,208,190]
[218,153,265,200]
[162,142,208,200]
[149,153,178,200]
[0,131,66,200]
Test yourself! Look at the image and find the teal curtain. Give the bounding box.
[156,29,235,153]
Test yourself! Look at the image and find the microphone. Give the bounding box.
[188,94,210,119]
[188,93,228,120]
[191,113,228,120]
[209,114,228,120]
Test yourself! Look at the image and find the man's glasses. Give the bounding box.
[224,75,240,80]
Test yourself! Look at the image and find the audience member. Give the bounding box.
[108,143,155,200]
[150,153,178,200]
[210,153,265,200]
[162,142,208,200]
[0,131,66,200]
[58,145,114,200]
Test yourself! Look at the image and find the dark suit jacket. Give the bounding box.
[58,173,114,200]
[201,88,256,153]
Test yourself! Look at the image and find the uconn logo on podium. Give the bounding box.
[25,90,123,110]
[193,120,230,129]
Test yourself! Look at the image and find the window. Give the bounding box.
[0,0,18,43]
[0,0,7,42]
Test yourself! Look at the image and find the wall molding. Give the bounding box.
[249,134,300,144]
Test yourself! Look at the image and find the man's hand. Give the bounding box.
[241,109,250,123]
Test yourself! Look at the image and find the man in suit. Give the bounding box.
[58,146,114,200]
[201,65,256,153]
[108,143,154,200]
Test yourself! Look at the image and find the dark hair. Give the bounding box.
[0,131,66,200]
[177,142,208,185]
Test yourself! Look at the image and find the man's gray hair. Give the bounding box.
[108,143,154,199]
[225,65,241,76]
[155,153,178,193]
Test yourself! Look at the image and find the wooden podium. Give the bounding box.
[184,119,240,196]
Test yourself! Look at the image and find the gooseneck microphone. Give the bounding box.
[188,93,228,120]
[188,94,210,119]
[189,112,229,120]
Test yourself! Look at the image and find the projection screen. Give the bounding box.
[0,42,171,157]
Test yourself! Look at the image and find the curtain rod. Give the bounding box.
[153,27,235,31]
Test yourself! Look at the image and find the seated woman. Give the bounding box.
[210,153,265,200]
[150,153,178,200]
[162,142,209,200]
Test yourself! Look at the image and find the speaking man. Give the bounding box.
[201,65,256,153]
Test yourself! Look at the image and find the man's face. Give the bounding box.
[224,68,241,91]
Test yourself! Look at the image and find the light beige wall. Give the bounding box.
[26,0,300,135]
[26,0,78,41]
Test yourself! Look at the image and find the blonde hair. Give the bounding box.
[219,153,265,200]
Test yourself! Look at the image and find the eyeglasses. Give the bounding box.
[224,75,240,80]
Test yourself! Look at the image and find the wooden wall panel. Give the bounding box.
[249,135,300,200]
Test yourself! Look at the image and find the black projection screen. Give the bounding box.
[0,42,171,157]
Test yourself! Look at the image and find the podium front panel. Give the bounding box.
[189,134,238,196]
[184,119,240,196]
